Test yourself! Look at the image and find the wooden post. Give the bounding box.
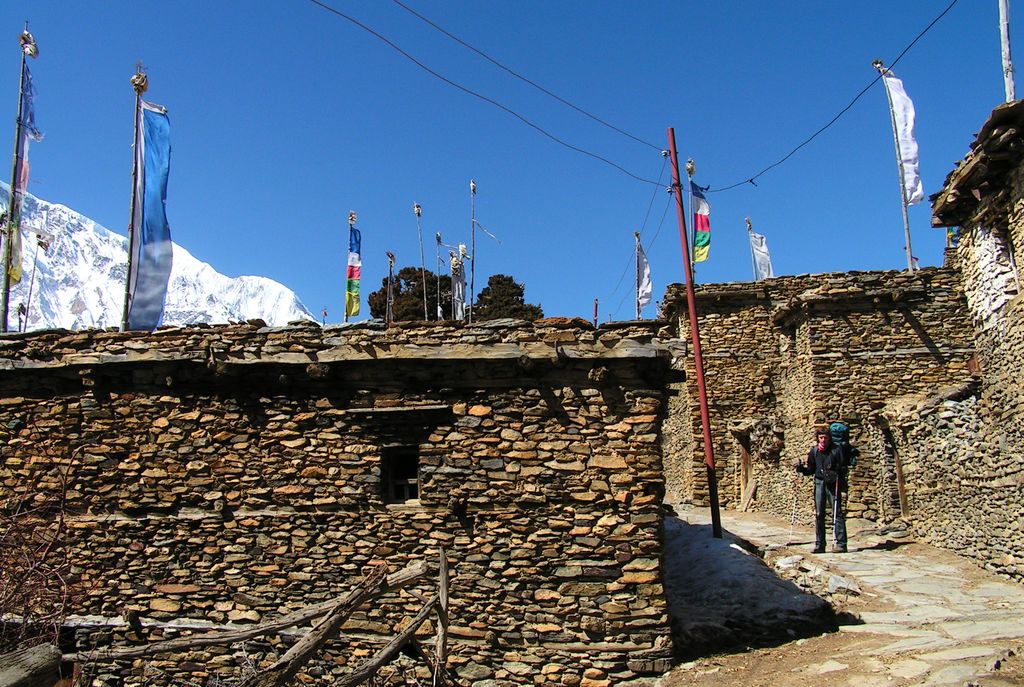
[468,180,476,323]
[1,28,31,333]
[0,644,60,687]
[433,547,449,687]
[667,127,722,539]
[121,64,147,330]
[413,202,428,320]
[873,60,916,272]
[1001,0,1016,101]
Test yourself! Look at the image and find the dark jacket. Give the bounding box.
[798,443,847,488]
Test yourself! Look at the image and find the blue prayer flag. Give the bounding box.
[126,100,173,331]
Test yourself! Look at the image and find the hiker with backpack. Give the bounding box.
[794,424,853,553]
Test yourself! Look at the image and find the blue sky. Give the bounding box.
[0,1,1011,322]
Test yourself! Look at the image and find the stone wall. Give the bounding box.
[876,98,1024,580]
[662,268,975,526]
[0,319,673,686]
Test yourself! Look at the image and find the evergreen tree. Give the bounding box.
[368,266,452,321]
[472,274,543,321]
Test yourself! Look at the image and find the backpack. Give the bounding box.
[829,421,857,469]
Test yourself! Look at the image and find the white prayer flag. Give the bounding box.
[881,69,924,205]
[637,243,653,308]
[749,230,774,281]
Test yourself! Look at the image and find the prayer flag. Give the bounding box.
[345,226,362,317]
[126,100,173,331]
[691,181,711,263]
[881,69,924,205]
[637,242,653,308]
[748,229,774,281]
[451,251,466,320]
[7,62,44,284]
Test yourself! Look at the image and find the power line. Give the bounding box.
[708,0,960,193]
[608,157,668,302]
[390,0,662,152]
[307,0,662,186]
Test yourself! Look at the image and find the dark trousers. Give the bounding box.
[814,478,847,549]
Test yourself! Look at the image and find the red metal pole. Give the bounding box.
[667,127,722,539]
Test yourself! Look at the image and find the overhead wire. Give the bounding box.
[707,0,960,192]
[306,0,663,186]
[607,156,668,303]
[389,0,663,152]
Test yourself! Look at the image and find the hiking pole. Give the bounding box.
[833,480,840,549]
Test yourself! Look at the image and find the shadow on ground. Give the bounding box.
[662,515,849,661]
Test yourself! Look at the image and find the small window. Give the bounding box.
[381,446,420,503]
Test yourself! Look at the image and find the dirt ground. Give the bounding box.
[660,632,1024,687]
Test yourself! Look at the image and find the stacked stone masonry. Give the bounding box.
[881,99,1024,580]
[0,319,674,686]
[661,268,975,528]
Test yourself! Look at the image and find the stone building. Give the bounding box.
[663,100,1024,582]
[662,267,975,526]
[872,99,1024,580]
[0,319,674,685]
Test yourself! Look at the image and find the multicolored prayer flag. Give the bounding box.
[345,225,362,317]
[8,61,44,284]
[691,181,711,263]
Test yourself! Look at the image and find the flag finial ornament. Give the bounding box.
[470,179,476,195]
[685,159,695,177]
[348,210,357,226]
[745,217,752,232]
[413,202,422,217]
[130,63,148,96]
[19,27,37,58]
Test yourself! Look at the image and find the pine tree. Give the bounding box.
[368,267,452,321]
[472,274,543,321]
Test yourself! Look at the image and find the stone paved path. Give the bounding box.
[664,506,1024,686]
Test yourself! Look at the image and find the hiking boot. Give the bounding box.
[832,545,848,553]
[811,546,825,554]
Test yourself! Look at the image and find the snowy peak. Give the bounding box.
[1,185,314,331]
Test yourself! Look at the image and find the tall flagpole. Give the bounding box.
[1,25,34,333]
[435,232,442,320]
[634,231,641,320]
[668,127,722,539]
[385,250,395,327]
[413,203,428,320]
[874,60,916,272]
[745,218,758,282]
[121,64,148,331]
[684,159,696,283]
[469,179,476,323]
[344,211,357,323]
[1000,0,1016,101]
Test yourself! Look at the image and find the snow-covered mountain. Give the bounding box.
[0,185,314,331]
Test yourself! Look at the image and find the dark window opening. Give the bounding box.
[382,446,420,503]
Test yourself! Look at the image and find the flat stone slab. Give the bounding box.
[888,658,931,679]
[859,605,964,624]
[918,645,1000,661]
[938,619,1024,641]
[923,663,985,686]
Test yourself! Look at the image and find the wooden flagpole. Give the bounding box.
[468,179,476,323]
[873,60,916,272]
[120,63,147,331]
[1,25,33,333]
[385,250,395,327]
[634,231,641,320]
[745,218,758,282]
[413,203,428,320]
[344,211,356,323]
[685,159,696,283]
[1000,0,1016,101]
[668,127,722,539]
[435,232,442,320]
